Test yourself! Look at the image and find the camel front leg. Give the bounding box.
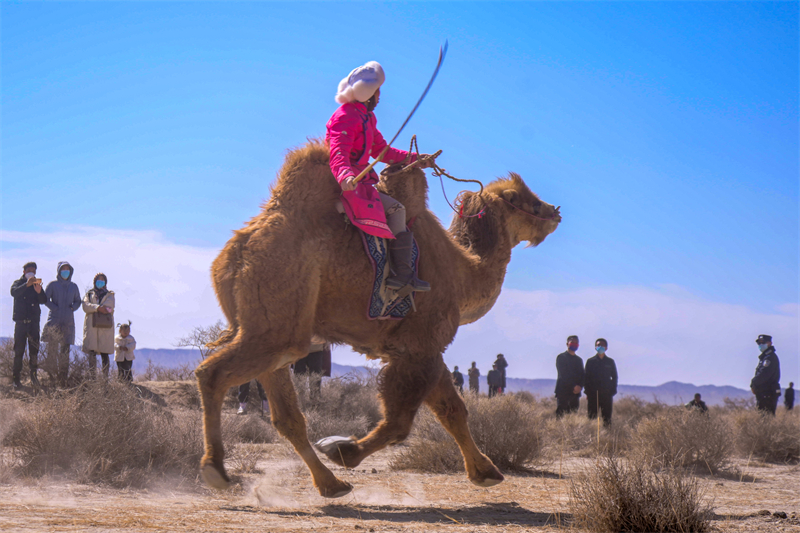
[424,362,504,487]
[261,367,353,498]
[317,356,440,468]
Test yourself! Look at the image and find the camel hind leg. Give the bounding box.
[424,360,504,487]
[260,367,352,498]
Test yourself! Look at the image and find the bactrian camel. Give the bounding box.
[196,140,562,497]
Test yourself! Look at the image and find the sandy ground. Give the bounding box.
[1,383,798,532]
[1,446,798,533]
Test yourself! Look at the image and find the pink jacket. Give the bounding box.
[326,102,416,239]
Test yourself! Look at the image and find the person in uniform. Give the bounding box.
[451,365,464,393]
[584,338,618,426]
[555,335,584,417]
[685,393,708,413]
[487,363,502,398]
[494,353,508,393]
[784,382,794,411]
[750,334,781,415]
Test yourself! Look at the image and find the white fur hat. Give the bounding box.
[335,61,385,104]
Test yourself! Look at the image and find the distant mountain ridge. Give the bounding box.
[134,348,751,406]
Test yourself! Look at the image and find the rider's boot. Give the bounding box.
[386,231,430,292]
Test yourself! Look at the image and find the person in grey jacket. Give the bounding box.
[43,261,81,387]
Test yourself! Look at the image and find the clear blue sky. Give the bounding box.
[2,2,797,387]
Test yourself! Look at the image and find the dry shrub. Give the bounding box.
[2,381,203,487]
[227,443,263,474]
[722,396,756,411]
[546,412,597,455]
[391,393,548,473]
[136,359,197,381]
[570,455,712,532]
[733,409,799,463]
[0,339,20,381]
[631,409,734,473]
[613,395,668,427]
[293,372,382,443]
[222,412,276,444]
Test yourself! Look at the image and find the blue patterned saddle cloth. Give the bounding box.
[358,230,418,320]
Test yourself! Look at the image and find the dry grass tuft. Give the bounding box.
[733,409,800,463]
[570,455,713,532]
[2,381,203,488]
[631,409,734,473]
[137,359,197,382]
[223,412,276,444]
[293,372,382,442]
[391,393,548,473]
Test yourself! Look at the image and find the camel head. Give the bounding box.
[450,173,561,254]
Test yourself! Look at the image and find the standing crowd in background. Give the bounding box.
[449,332,793,422]
[9,261,135,390]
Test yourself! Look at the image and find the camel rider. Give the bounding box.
[327,61,433,292]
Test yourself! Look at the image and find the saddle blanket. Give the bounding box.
[359,230,418,320]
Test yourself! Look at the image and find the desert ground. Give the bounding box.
[1,381,798,533]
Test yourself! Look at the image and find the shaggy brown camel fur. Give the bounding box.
[196,140,561,498]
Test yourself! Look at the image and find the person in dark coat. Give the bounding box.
[750,334,781,415]
[494,353,508,393]
[784,382,794,411]
[468,362,480,394]
[293,337,332,401]
[584,338,618,426]
[685,393,709,413]
[452,366,464,393]
[10,261,46,389]
[487,363,502,398]
[42,261,81,387]
[555,335,584,417]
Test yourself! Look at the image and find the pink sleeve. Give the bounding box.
[370,123,417,166]
[327,111,358,184]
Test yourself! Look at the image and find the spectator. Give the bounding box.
[452,365,464,393]
[785,382,794,411]
[294,336,332,401]
[685,393,709,413]
[494,353,508,393]
[237,380,268,415]
[10,261,46,389]
[584,338,618,426]
[555,335,584,417]
[82,273,115,379]
[750,334,781,415]
[42,261,81,387]
[114,321,136,381]
[487,363,502,398]
[468,361,480,394]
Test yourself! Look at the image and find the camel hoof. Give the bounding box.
[470,467,505,488]
[315,436,360,467]
[318,480,354,499]
[202,463,231,490]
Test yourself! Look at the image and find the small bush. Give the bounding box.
[570,455,712,532]
[391,393,548,473]
[293,372,382,443]
[2,381,203,487]
[631,409,734,473]
[223,412,276,444]
[733,409,800,463]
[136,359,197,382]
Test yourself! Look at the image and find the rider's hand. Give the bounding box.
[341,176,357,191]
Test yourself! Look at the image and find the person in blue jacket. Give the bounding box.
[42,261,81,387]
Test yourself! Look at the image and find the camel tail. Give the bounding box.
[209,229,251,348]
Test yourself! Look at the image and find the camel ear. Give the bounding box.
[502,190,518,204]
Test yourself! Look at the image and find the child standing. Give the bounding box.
[114,321,136,382]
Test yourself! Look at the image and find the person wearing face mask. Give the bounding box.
[10,261,47,389]
[554,335,584,417]
[750,334,781,415]
[82,273,116,379]
[327,61,435,293]
[583,338,618,426]
[43,261,82,387]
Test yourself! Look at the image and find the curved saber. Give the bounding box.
[353,40,449,184]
